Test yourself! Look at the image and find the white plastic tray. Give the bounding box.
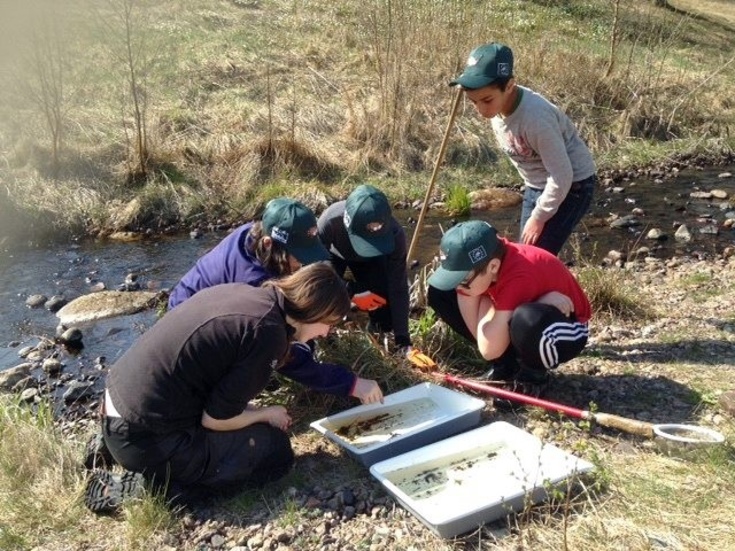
[370,421,595,538]
[310,382,485,467]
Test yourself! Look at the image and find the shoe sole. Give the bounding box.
[84,470,144,514]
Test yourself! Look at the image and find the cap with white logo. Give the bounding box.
[449,43,514,90]
[262,198,329,264]
[428,220,499,291]
[343,184,395,258]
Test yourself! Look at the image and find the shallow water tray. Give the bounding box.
[310,382,485,467]
[369,421,595,539]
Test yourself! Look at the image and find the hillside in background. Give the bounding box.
[0,0,733,244]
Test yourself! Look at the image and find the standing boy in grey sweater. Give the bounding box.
[450,42,597,255]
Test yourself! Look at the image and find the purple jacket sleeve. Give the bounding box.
[279,342,357,397]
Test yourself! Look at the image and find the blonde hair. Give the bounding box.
[264,262,350,325]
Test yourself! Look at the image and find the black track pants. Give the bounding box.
[427,286,588,371]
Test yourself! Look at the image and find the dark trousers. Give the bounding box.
[520,174,596,255]
[331,255,393,333]
[102,417,294,500]
[427,286,588,372]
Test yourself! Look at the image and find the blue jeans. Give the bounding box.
[520,174,596,255]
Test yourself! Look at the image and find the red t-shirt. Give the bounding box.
[478,239,591,323]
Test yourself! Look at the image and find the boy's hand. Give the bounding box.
[352,291,387,311]
[537,291,574,317]
[406,348,437,371]
[521,217,545,246]
[351,377,383,404]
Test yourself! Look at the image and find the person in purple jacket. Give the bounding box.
[168,198,328,308]
[83,201,384,485]
[164,198,383,403]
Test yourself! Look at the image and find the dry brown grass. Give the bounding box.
[1,3,734,549]
[2,0,734,239]
[672,0,735,29]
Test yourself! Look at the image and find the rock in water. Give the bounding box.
[56,290,159,325]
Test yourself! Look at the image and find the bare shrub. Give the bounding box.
[342,0,496,172]
[94,0,165,183]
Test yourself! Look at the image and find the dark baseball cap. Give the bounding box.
[262,198,329,265]
[343,184,395,257]
[449,43,514,90]
[428,220,499,291]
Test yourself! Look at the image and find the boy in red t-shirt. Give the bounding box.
[428,220,591,394]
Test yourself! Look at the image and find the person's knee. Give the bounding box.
[510,303,550,334]
[428,285,476,343]
[257,428,294,482]
[509,303,561,354]
[272,428,295,466]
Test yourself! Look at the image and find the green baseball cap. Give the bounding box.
[449,43,514,90]
[343,184,395,257]
[262,198,329,265]
[428,220,499,291]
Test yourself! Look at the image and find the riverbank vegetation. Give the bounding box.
[1,0,734,246]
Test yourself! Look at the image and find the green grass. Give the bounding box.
[676,272,715,286]
[0,395,176,550]
[444,184,472,216]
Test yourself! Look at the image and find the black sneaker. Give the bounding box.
[482,360,520,382]
[492,368,550,411]
[511,367,551,399]
[84,470,145,515]
[83,433,116,470]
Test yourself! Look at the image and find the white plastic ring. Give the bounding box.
[652,424,725,444]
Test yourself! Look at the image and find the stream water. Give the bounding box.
[1,164,734,375]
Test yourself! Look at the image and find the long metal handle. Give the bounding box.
[442,373,657,439]
[442,374,587,419]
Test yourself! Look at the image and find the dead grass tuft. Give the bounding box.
[575,264,652,321]
[245,137,342,183]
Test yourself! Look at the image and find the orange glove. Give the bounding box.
[406,348,437,371]
[352,291,387,311]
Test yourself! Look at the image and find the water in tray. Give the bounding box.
[329,398,442,448]
[386,443,512,500]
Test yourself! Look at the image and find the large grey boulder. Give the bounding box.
[56,290,159,325]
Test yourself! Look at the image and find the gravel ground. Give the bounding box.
[51,249,735,550]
